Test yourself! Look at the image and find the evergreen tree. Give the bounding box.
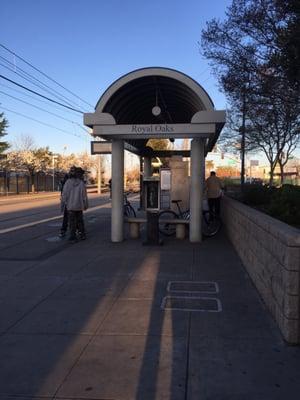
[0,112,10,153]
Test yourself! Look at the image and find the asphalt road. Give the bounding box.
[0,192,110,232]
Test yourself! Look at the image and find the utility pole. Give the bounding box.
[240,66,250,190]
[52,154,58,191]
[240,91,246,189]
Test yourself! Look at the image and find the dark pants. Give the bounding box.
[69,210,85,238]
[208,197,221,217]
[61,207,68,232]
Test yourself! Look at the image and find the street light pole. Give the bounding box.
[97,155,102,194]
[52,155,58,191]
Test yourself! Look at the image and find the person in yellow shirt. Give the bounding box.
[205,171,224,218]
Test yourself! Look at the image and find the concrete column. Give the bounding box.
[144,157,152,178]
[189,138,204,243]
[111,139,124,242]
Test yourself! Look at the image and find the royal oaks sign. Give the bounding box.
[92,123,214,139]
[131,124,175,134]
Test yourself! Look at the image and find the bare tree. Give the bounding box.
[247,81,300,185]
[201,0,300,186]
[12,134,36,152]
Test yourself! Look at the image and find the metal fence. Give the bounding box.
[0,171,65,195]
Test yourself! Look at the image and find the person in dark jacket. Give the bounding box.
[108,178,112,199]
[62,167,88,242]
[58,172,70,237]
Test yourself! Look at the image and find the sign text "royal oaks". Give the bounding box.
[131,124,175,134]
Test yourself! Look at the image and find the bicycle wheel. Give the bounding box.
[159,210,178,236]
[124,204,136,217]
[202,211,222,237]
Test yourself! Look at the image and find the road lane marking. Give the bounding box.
[0,202,111,234]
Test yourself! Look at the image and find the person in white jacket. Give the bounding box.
[62,167,88,242]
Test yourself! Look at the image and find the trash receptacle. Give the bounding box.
[146,211,160,244]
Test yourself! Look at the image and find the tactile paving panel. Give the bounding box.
[167,281,219,294]
[161,296,222,312]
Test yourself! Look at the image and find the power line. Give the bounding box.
[0,90,90,133]
[0,82,83,118]
[0,74,84,114]
[0,43,94,109]
[0,105,86,140]
[0,57,83,110]
[201,75,214,84]
[198,67,210,76]
[0,54,91,111]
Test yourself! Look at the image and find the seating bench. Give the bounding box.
[160,219,189,239]
[124,217,147,238]
[125,217,189,239]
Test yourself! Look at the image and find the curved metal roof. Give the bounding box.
[96,67,214,121]
[94,67,215,151]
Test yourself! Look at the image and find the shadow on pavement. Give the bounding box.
[0,204,299,399]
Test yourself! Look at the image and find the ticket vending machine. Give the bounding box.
[143,176,161,244]
[143,176,160,211]
[160,168,171,210]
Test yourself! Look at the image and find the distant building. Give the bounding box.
[205,146,240,178]
[246,157,300,184]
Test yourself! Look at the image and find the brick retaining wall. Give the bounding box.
[222,196,300,344]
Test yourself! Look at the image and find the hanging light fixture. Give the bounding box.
[152,86,161,116]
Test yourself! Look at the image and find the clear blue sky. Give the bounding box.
[1,0,232,154]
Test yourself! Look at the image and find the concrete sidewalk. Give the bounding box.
[0,203,299,400]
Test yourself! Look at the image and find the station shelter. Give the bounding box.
[84,67,226,243]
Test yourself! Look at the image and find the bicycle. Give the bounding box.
[124,192,136,217]
[158,199,221,237]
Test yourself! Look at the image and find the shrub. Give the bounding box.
[268,185,300,226]
[242,184,274,206]
[238,184,300,227]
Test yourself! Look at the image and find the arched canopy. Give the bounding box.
[95,67,214,124]
[85,67,225,154]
